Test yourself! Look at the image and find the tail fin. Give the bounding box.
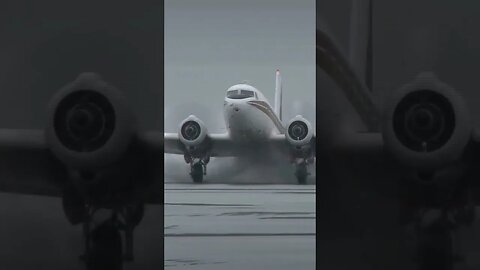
[349,0,373,91]
[274,69,283,121]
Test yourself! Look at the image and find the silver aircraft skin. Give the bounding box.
[223,83,280,143]
[164,70,316,184]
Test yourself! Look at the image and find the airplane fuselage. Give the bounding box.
[223,84,283,143]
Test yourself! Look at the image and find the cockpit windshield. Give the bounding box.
[227,89,255,99]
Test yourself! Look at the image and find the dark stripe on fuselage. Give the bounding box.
[247,100,285,134]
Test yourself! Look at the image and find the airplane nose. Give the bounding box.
[225,102,241,114]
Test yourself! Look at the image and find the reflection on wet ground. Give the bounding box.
[164,182,316,270]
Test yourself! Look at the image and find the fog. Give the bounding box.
[164,0,316,184]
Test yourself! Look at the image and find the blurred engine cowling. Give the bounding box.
[286,115,314,147]
[178,115,208,151]
[45,72,136,170]
[382,72,471,171]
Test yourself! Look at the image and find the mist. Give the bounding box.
[164,0,315,184]
[164,96,316,184]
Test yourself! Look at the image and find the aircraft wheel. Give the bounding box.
[86,219,123,270]
[296,175,307,185]
[295,164,308,185]
[191,163,204,183]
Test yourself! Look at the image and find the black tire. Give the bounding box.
[191,163,204,183]
[295,165,308,185]
[296,174,307,185]
[86,219,123,270]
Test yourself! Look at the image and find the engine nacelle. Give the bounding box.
[382,72,471,171]
[286,115,314,147]
[178,115,208,149]
[45,72,136,170]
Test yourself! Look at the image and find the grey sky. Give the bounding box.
[165,0,315,132]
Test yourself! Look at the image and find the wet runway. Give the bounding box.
[164,182,316,269]
[3,182,480,269]
[0,192,165,270]
[0,181,314,270]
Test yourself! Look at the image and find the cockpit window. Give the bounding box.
[241,90,254,98]
[227,90,255,99]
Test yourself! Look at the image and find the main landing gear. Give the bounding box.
[62,183,144,270]
[185,154,210,183]
[81,203,144,269]
[411,202,476,270]
[84,214,123,270]
[413,208,456,270]
[293,158,312,185]
[401,175,476,270]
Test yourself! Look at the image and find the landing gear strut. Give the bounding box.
[191,162,205,183]
[413,208,457,270]
[84,215,123,270]
[404,181,475,270]
[186,155,209,183]
[81,203,144,269]
[294,160,310,185]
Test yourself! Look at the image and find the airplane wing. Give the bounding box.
[332,130,383,157]
[329,131,396,201]
[164,132,247,157]
[0,129,63,197]
[208,133,244,156]
[0,129,165,204]
[270,133,316,157]
[164,132,316,158]
[161,132,184,155]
